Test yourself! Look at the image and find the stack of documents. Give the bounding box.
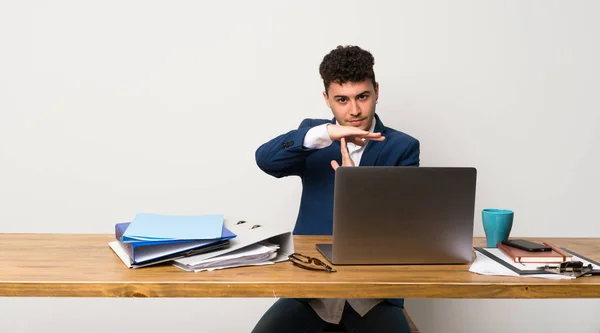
[470,247,600,280]
[109,213,236,268]
[173,241,280,272]
[108,214,296,272]
[172,218,295,272]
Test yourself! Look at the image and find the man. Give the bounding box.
[252,45,419,333]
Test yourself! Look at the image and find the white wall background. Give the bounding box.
[1,0,599,332]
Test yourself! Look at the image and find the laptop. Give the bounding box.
[316,166,477,265]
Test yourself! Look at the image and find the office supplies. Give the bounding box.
[121,213,224,242]
[316,167,477,265]
[173,218,294,271]
[469,250,574,280]
[473,247,600,277]
[537,261,600,277]
[112,222,236,264]
[109,239,230,268]
[173,241,280,272]
[497,241,571,263]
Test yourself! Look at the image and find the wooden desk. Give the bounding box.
[1,234,599,298]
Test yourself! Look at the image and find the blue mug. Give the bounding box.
[482,209,514,248]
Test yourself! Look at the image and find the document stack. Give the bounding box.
[108,213,295,271]
[173,241,280,272]
[172,218,295,272]
[470,245,600,279]
[109,213,236,268]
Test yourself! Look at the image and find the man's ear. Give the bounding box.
[374,82,379,102]
[322,91,331,108]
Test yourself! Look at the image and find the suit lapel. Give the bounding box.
[360,114,387,166]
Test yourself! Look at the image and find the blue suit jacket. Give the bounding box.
[255,113,420,308]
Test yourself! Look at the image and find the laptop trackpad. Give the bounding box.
[316,243,333,264]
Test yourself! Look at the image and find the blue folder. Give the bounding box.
[115,222,236,264]
[121,213,225,243]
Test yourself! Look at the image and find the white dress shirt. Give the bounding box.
[302,119,384,324]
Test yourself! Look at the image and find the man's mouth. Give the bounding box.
[347,119,364,126]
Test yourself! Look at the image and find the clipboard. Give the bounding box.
[475,247,600,276]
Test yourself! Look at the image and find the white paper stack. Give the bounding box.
[172,218,294,272]
[173,241,280,272]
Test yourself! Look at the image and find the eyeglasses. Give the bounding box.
[288,253,336,272]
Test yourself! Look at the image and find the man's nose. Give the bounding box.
[349,101,362,116]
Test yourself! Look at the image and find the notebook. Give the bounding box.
[497,242,573,263]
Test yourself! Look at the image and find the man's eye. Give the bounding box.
[337,98,347,103]
[358,95,369,100]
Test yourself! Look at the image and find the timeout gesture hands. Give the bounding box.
[327,124,385,170]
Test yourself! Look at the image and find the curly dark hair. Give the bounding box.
[319,45,376,94]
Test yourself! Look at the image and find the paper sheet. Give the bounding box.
[174,253,278,272]
[172,242,280,272]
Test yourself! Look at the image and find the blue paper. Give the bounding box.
[122,213,224,243]
[116,222,236,246]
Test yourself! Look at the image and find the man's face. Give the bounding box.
[323,80,378,131]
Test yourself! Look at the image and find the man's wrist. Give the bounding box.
[303,123,333,149]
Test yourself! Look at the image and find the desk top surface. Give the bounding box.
[1,234,599,298]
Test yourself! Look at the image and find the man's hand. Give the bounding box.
[331,137,354,170]
[326,124,385,147]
